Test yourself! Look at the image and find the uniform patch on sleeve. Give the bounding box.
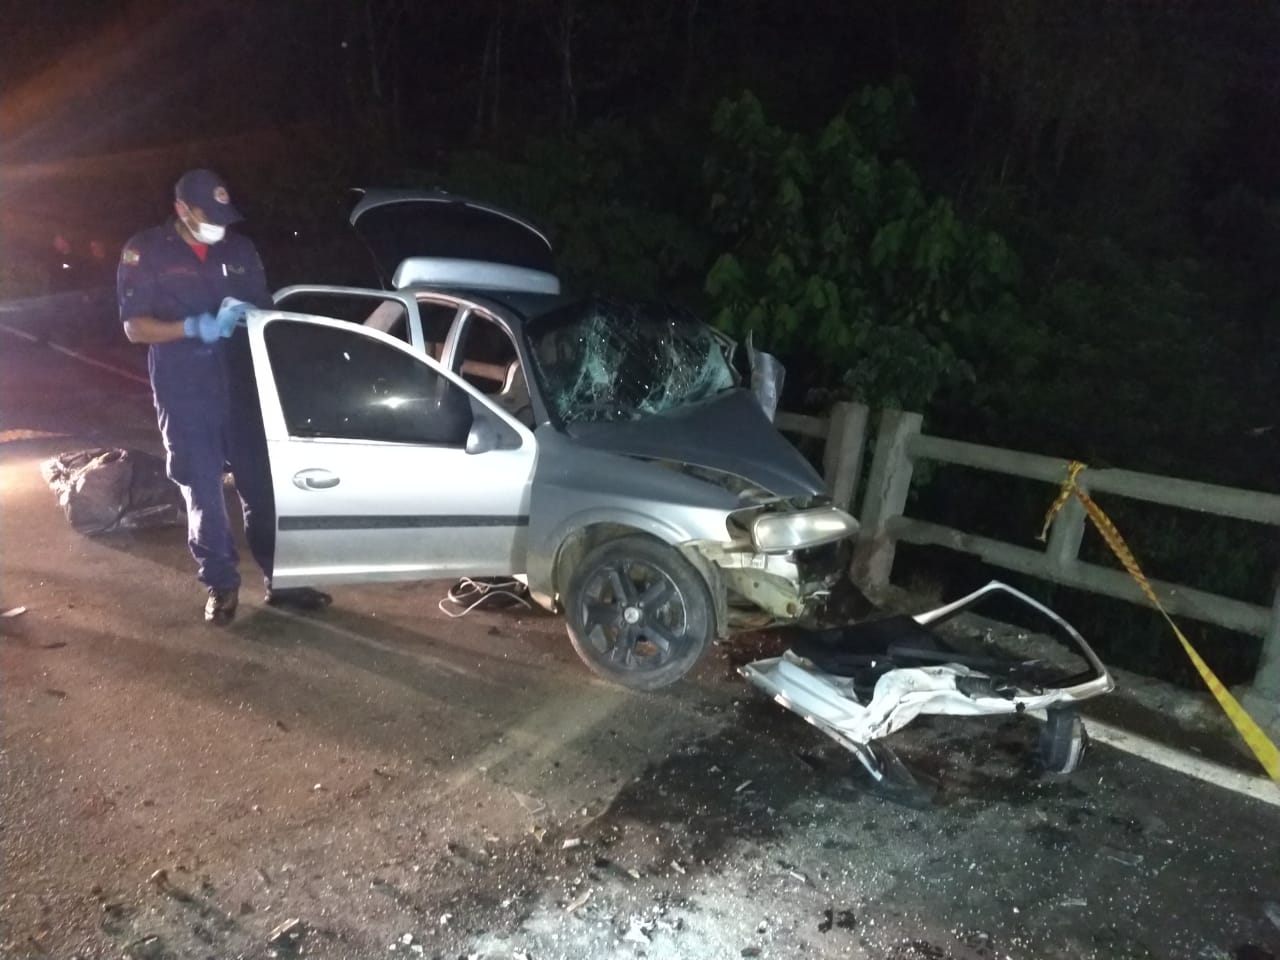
[121,248,141,266]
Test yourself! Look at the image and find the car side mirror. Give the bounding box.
[747,332,785,422]
[466,415,499,455]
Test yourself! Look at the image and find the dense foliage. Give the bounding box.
[7,0,1278,683]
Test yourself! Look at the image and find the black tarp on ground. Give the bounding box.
[40,448,185,535]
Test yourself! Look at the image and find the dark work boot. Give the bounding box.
[204,587,239,625]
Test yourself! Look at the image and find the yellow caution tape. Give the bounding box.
[1041,460,1280,783]
[0,429,65,443]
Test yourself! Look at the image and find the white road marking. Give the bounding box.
[0,322,149,386]
[1086,717,1280,808]
[47,343,149,385]
[0,321,38,342]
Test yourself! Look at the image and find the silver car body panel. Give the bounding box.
[524,429,749,610]
[245,310,537,588]
[741,581,1115,757]
[566,390,826,499]
[393,257,561,295]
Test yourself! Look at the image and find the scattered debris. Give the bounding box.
[43,688,67,700]
[124,934,165,960]
[1100,846,1144,867]
[267,918,305,949]
[562,837,583,850]
[39,641,66,649]
[439,913,453,926]
[514,790,547,816]
[565,888,594,914]
[671,860,687,875]
[742,948,762,958]
[147,869,168,888]
[735,779,754,794]
[622,917,654,944]
[1,605,27,618]
[239,901,255,915]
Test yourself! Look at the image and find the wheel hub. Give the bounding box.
[622,605,642,625]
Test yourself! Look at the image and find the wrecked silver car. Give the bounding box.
[251,190,858,688]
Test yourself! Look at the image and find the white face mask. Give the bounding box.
[178,205,226,244]
[191,220,226,244]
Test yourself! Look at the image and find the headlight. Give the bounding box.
[751,507,859,553]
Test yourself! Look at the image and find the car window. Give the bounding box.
[525,298,735,425]
[274,291,413,344]
[265,320,473,446]
[419,300,458,361]
[455,313,535,427]
[455,314,517,392]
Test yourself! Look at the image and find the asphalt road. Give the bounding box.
[1,319,1279,960]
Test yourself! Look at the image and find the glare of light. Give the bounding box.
[380,396,407,409]
[342,351,351,361]
[61,263,70,269]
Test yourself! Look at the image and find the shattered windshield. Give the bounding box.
[525,299,737,425]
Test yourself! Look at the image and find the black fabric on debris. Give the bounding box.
[40,448,185,535]
[786,615,1026,678]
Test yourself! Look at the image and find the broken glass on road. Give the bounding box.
[526,299,735,425]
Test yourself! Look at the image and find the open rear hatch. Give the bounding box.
[349,190,560,293]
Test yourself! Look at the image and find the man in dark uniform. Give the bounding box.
[118,168,331,624]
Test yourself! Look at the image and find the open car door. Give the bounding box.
[245,309,536,587]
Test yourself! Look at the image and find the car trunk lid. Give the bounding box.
[349,190,556,290]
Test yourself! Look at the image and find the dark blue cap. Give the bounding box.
[175,169,243,226]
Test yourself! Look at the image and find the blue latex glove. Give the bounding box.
[217,296,253,336]
[183,312,221,344]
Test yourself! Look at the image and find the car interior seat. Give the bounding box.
[495,359,536,428]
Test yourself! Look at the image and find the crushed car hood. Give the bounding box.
[566,390,826,499]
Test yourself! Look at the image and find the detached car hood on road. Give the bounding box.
[566,390,827,499]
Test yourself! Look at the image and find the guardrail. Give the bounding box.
[774,401,869,513]
[776,405,1280,698]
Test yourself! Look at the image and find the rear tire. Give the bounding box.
[564,535,714,691]
[1039,706,1088,774]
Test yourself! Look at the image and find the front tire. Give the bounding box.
[564,535,714,691]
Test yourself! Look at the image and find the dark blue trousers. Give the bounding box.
[151,341,275,591]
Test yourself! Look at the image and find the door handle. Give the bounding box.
[292,468,340,490]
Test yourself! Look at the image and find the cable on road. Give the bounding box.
[438,577,532,618]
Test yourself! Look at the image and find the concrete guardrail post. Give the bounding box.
[850,409,922,592]
[822,401,869,515]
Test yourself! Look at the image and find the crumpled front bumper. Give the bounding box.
[740,580,1114,753]
[695,539,850,623]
